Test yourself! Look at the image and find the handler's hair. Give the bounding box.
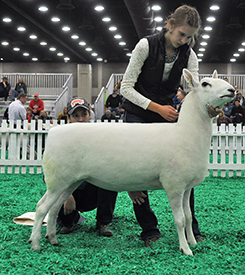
[17,93,27,100]
[165,5,201,47]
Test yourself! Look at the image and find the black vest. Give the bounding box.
[122,30,191,122]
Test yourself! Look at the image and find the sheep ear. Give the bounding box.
[183,69,199,87]
[212,70,218,79]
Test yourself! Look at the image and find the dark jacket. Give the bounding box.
[15,82,27,93]
[122,30,191,122]
[0,81,11,98]
[106,94,122,108]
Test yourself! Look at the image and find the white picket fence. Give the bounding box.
[0,121,244,176]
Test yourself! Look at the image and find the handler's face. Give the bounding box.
[70,107,90,123]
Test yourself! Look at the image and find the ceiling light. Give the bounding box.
[23,53,29,56]
[199,48,206,52]
[197,59,202,62]
[49,47,56,51]
[154,17,163,22]
[30,35,37,39]
[200,42,207,46]
[233,53,240,57]
[152,5,161,11]
[39,6,48,12]
[40,41,47,46]
[94,5,104,11]
[230,58,236,62]
[51,17,60,22]
[17,27,26,31]
[91,53,98,56]
[13,47,20,51]
[1,41,9,46]
[109,26,117,31]
[126,53,132,57]
[3,18,12,22]
[79,41,86,46]
[202,34,210,39]
[57,52,64,56]
[197,53,204,57]
[210,5,220,10]
[85,47,92,51]
[207,17,216,22]
[97,58,103,61]
[156,26,162,31]
[62,26,70,31]
[114,34,122,39]
[119,42,126,46]
[238,48,245,52]
[71,35,79,39]
[102,17,111,22]
[204,26,212,31]
[64,57,70,61]
[32,58,38,61]
[242,42,245,46]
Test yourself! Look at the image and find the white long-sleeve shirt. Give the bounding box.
[121,38,199,110]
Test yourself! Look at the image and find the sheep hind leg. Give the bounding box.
[29,190,58,250]
[183,189,197,246]
[45,181,82,246]
[168,194,193,256]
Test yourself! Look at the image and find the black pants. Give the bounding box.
[58,182,118,226]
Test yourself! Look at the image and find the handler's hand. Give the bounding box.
[128,191,147,205]
[64,195,76,215]
[148,102,178,122]
[157,105,179,121]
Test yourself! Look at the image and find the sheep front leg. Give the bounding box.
[183,189,196,246]
[168,194,193,256]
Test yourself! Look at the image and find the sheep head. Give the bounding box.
[183,69,235,117]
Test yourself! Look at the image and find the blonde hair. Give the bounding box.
[219,110,226,120]
[165,5,201,47]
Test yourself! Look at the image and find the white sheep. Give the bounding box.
[29,70,235,255]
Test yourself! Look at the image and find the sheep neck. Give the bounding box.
[177,92,212,142]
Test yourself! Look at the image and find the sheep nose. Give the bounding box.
[228,88,235,95]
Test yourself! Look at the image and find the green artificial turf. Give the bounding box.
[0,173,244,275]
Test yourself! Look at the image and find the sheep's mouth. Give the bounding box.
[220,89,235,98]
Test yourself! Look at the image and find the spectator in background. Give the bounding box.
[26,106,35,123]
[235,92,245,107]
[29,94,44,116]
[3,106,9,123]
[217,110,232,126]
[9,93,27,126]
[101,109,117,122]
[222,102,233,118]
[105,88,122,117]
[57,107,70,124]
[11,78,27,101]
[231,99,244,125]
[89,104,95,121]
[176,89,187,113]
[0,77,11,101]
[38,110,52,123]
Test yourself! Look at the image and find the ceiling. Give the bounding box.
[0,0,245,64]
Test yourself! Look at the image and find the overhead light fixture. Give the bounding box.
[200,42,207,46]
[13,47,20,51]
[3,18,12,22]
[204,26,212,31]
[57,53,64,56]
[85,48,92,51]
[32,58,38,61]
[1,41,9,46]
[56,0,74,10]
[29,35,37,39]
[62,26,70,31]
[154,17,163,22]
[199,48,205,52]
[233,53,240,57]
[119,42,126,46]
[97,58,103,61]
[109,26,117,31]
[230,58,236,62]
[40,41,47,46]
[51,17,60,22]
[23,53,29,56]
[156,26,162,31]
[39,6,48,12]
[94,5,104,11]
[202,34,210,39]
[91,53,98,56]
[207,17,216,22]
[49,47,56,51]
[71,35,79,39]
[114,34,122,39]
[152,5,161,11]
[102,17,111,22]
[197,53,204,57]
[79,41,86,46]
[17,27,26,31]
[210,5,220,10]
[238,48,245,52]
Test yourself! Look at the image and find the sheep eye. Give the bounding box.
[202,82,211,87]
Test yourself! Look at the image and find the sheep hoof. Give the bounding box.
[29,239,41,251]
[180,247,193,256]
[45,234,59,246]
